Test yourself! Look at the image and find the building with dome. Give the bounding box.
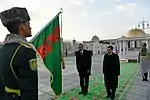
[81,28,150,60]
[63,19,150,60]
[127,28,146,37]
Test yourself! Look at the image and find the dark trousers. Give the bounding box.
[142,73,148,80]
[79,75,89,92]
[106,87,116,97]
[104,74,118,98]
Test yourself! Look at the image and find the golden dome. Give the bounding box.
[127,28,146,37]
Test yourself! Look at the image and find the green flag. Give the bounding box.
[30,12,62,95]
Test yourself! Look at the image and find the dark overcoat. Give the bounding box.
[103,53,120,89]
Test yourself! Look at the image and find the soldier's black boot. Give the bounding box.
[144,73,148,81]
[142,74,145,81]
[105,87,111,98]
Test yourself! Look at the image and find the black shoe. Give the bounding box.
[83,92,87,96]
[78,91,83,94]
[83,91,88,96]
[111,95,115,100]
[142,79,148,82]
[105,95,111,98]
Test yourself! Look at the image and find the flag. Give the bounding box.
[31,12,62,95]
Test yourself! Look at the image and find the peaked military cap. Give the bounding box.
[142,43,147,46]
[0,7,30,27]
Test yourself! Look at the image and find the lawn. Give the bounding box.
[57,62,138,100]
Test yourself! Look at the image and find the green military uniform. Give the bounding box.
[0,77,5,100]
[0,7,38,100]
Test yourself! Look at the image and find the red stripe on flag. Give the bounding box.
[47,27,60,43]
[37,26,60,59]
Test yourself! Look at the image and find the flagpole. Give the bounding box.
[60,8,63,38]
[60,8,63,54]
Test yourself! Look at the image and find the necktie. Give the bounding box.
[80,51,83,55]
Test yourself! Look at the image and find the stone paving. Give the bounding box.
[124,71,150,100]
[38,55,150,100]
[38,55,103,100]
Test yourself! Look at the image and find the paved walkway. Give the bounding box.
[38,55,103,100]
[124,70,150,100]
[38,55,150,100]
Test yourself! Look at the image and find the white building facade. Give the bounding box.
[81,28,150,60]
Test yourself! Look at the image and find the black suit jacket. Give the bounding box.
[75,50,92,76]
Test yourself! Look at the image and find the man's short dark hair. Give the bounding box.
[79,44,83,47]
[107,45,113,50]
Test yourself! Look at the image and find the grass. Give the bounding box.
[57,62,138,100]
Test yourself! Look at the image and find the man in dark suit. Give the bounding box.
[75,44,92,96]
[103,45,120,100]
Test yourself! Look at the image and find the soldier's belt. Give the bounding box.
[5,86,20,96]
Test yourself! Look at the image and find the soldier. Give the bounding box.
[0,7,56,100]
[75,44,92,96]
[0,7,38,100]
[138,43,150,81]
[0,77,5,100]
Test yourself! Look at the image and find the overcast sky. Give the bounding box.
[0,0,150,41]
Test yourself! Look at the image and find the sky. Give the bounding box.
[0,0,150,41]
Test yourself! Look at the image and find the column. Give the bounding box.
[132,41,135,48]
[115,42,118,52]
[119,40,122,58]
[137,40,139,48]
[139,40,142,48]
[126,41,128,58]
[146,39,149,49]
[100,43,103,54]
[123,40,126,59]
